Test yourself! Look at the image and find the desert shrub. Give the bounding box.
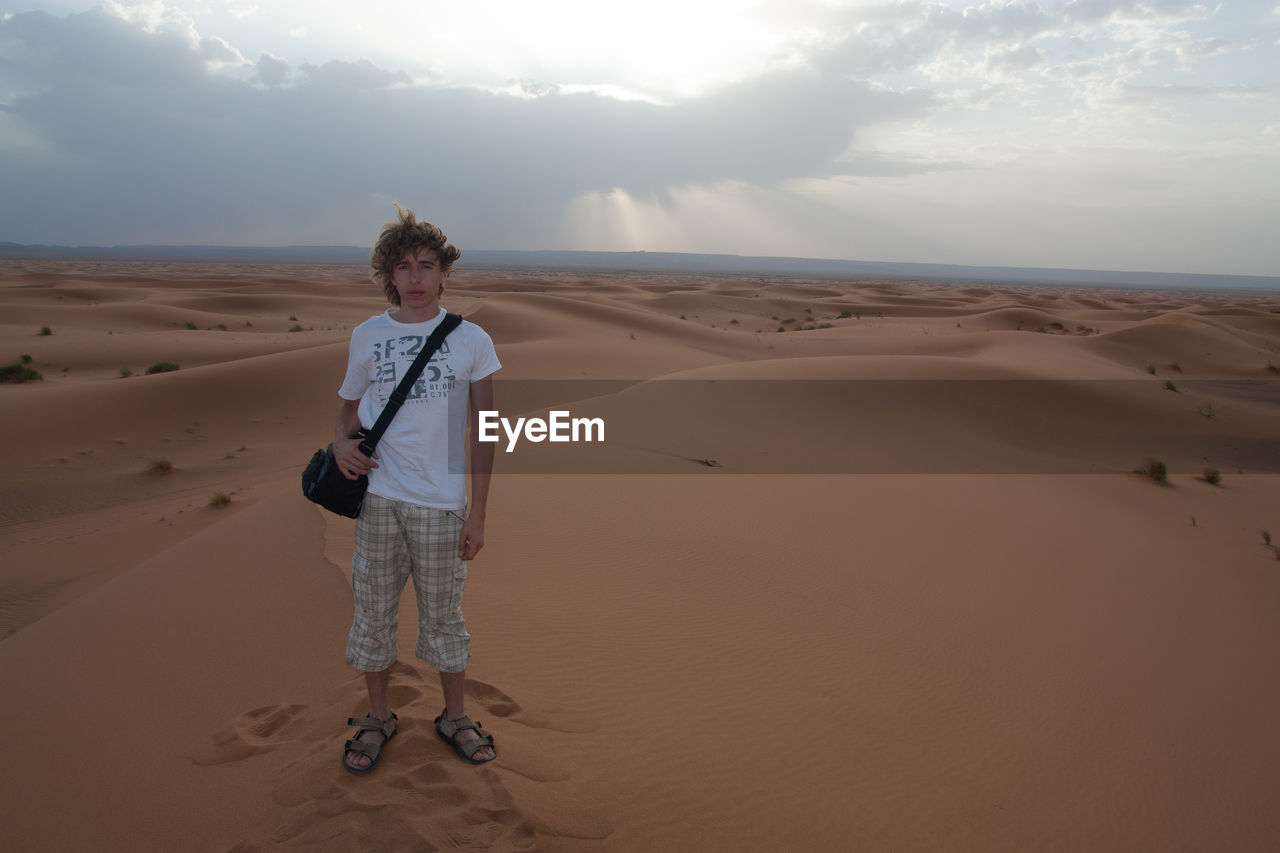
[838,310,853,319]
[145,362,180,374]
[119,367,133,378]
[1263,530,1272,546]
[1,363,42,383]
[1164,380,1178,392]
[149,457,174,473]
[288,315,297,321]
[1145,364,1157,374]
[288,325,304,332]
[20,354,32,364]
[1202,467,1221,485]
[38,326,51,336]
[208,491,231,507]
[1170,361,1182,372]
[1140,458,1168,484]
[183,321,197,330]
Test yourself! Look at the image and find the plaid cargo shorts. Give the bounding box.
[345,492,471,673]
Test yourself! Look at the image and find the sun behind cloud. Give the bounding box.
[206,0,799,97]
[3,0,1277,274]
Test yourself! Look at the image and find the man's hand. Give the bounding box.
[333,435,378,480]
[458,514,485,561]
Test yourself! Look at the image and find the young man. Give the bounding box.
[333,208,500,773]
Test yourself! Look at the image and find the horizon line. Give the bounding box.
[1,242,1277,291]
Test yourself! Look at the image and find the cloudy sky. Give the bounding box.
[1,1,1277,275]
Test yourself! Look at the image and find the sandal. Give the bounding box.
[342,712,398,774]
[433,710,497,765]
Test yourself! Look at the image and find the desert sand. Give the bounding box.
[2,258,1279,852]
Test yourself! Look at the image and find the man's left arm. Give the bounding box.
[459,376,495,560]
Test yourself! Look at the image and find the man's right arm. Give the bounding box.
[333,397,377,480]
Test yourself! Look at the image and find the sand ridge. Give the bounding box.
[2,259,1279,851]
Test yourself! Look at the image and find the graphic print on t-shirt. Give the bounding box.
[371,335,458,407]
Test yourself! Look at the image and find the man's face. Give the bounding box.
[391,247,448,311]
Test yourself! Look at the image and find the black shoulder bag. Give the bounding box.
[302,313,463,518]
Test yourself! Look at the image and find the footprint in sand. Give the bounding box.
[213,676,613,851]
[466,677,598,735]
[190,703,308,765]
[464,677,521,717]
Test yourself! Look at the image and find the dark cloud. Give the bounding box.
[198,35,241,66]
[0,7,934,246]
[298,58,409,90]
[254,52,291,88]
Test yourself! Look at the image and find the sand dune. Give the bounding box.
[2,259,1279,851]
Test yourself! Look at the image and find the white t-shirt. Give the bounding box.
[339,307,501,509]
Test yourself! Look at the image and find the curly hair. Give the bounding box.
[369,206,462,305]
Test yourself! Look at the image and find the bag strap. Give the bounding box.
[357,312,463,456]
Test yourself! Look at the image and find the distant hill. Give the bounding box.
[0,243,369,264]
[1,242,1276,293]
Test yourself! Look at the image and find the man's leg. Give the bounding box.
[345,667,394,771]
[344,494,409,771]
[440,669,495,761]
[405,505,496,762]
[367,668,392,720]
